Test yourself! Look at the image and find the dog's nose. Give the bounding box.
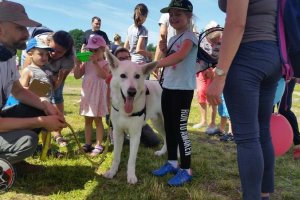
[127,88,137,97]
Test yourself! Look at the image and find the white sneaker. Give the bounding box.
[192,123,207,129]
[205,127,219,135]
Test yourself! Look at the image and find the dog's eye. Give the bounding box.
[135,74,140,79]
[120,74,127,79]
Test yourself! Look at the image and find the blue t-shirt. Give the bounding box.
[126,24,148,63]
[162,31,198,90]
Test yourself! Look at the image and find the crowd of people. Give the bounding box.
[1,0,300,199]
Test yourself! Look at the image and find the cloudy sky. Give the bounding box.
[15,0,225,45]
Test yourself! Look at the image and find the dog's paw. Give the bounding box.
[154,150,166,156]
[127,174,138,184]
[103,169,117,179]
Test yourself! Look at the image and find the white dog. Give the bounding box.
[103,50,167,184]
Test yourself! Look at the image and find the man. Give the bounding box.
[113,47,160,148]
[0,1,66,168]
[81,16,110,52]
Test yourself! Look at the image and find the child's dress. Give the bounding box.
[80,60,108,117]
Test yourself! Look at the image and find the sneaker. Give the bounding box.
[206,127,222,136]
[293,148,300,160]
[220,133,234,142]
[192,123,207,129]
[152,162,178,177]
[167,169,192,186]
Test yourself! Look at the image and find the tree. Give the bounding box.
[147,43,156,53]
[69,29,84,52]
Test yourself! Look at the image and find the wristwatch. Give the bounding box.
[214,67,227,76]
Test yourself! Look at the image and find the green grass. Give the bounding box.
[2,76,300,200]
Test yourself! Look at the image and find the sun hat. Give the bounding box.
[0,0,41,27]
[205,21,219,31]
[160,0,193,13]
[26,37,53,53]
[85,35,107,50]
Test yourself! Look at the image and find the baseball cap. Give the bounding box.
[26,37,53,53]
[160,0,193,13]
[85,35,106,50]
[0,0,41,27]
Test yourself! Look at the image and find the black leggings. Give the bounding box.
[161,88,193,169]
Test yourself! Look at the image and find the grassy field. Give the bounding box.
[2,75,300,200]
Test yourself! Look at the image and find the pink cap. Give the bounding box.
[85,35,106,49]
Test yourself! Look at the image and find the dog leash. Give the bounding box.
[66,122,110,169]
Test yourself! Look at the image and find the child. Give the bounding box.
[19,37,55,99]
[124,3,152,64]
[19,37,65,157]
[218,94,234,142]
[74,35,109,157]
[193,21,222,135]
[152,0,198,186]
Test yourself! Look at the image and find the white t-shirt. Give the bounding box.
[162,31,198,90]
[0,56,20,108]
[158,13,177,43]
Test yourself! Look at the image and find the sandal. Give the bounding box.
[90,145,103,157]
[82,144,94,153]
[54,136,68,147]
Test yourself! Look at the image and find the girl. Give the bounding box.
[74,35,109,156]
[152,0,198,186]
[124,3,152,64]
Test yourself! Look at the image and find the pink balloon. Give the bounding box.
[270,113,293,157]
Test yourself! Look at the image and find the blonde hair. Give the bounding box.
[206,31,222,44]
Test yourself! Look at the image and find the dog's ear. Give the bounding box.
[105,48,119,70]
[142,61,158,75]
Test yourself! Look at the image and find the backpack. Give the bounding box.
[196,26,224,73]
[278,0,300,79]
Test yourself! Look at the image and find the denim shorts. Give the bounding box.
[50,82,64,104]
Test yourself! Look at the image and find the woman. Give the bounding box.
[124,3,152,64]
[207,0,281,199]
[47,31,74,146]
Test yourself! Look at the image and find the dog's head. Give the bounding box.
[105,49,158,114]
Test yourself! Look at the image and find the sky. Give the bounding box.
[14,0,225,45]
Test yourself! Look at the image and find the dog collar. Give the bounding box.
[112,87,150,120]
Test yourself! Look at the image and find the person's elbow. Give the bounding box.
[226,17,246,33]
